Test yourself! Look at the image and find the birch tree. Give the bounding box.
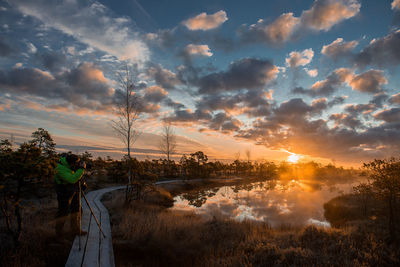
[111,65,141,186]
[159,121,177,175]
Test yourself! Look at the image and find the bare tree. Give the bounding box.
[159,121,177,175]
[111,65,142,187]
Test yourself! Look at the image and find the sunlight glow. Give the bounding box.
[287,153,300,163]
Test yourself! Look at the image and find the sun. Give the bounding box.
[287,153,300,163]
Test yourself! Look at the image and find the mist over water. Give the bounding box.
[172,178,362,227]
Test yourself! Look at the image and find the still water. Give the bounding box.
[171,179,361,227]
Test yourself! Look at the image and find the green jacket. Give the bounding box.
[54,157,85,184]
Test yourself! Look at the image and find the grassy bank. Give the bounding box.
[0,173,126,267]
[0,190,73,267]
[104,182,399,266]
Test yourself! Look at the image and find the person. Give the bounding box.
[54,153,87,237]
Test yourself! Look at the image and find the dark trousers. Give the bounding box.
[55,183,80,235]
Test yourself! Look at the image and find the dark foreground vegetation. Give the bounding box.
[104,182,400,267]
[1,128,400,266]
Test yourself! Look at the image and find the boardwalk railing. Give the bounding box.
[66,186,124,267]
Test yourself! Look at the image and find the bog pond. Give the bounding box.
[171,178,362,227]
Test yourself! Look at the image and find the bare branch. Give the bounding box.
[159,121,177,162]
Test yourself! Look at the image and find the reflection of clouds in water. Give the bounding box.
[172,180,359,227]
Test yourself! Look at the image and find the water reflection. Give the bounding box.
[171,179,360,227]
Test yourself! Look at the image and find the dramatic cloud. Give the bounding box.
[238,13,300,45]
[329,113,362,129]
[0,62,118,114]
[294,68,386,96]
[207,112,243,133]
[392,0,400,10]
[349,70,387,94]
[11,0,149,62]
[146,64,181,90]
[301,0,361,31]
[184,44,213,57]
[354,30,400,68]
[197,90,273,117]
[36,51,67,73]
[293,68,352,97]
[143,86,168,103]
[237,98,400,162]
[183,10,228,31]
[239,0,360,45]
[286,48,314,68]
[374,108,400,122]
[328,96,347,107]
[197,58,279,94]
[389,93,400,104]
[168,108,212,123]
[321,38,358,58]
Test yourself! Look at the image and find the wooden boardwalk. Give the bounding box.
[65,186,124,267]
[65,179,227,266]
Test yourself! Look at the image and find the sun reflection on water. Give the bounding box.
[172,179,359,227]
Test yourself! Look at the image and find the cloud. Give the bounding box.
[146,63,181,90]
[27,42,37,54]
[184,44,213,57]
[321,38,358,58]
[329,113,362,129]
[36,51,67,73]
[300,0,361,31]
[293,68,386,96]
[0,37,15,57]
[305,68,318,77]
[238,13,300,45]
[392,0,400,10]
[293,68,352,97]
[197,90,273,117]
[168,108,212,123]
[143,86,168,103]
[0,62,119,114]
[144,28,177,49]
[328,96,347,107]
[183,10,228,31]
[236,98,400,163]
[345,103,377,117]
[348,70,387,94]
[207,112,243,133]
[197,58,279,94]
[274,98,326,119]
[354,30,400,68]
[286,48,314,68]
[11,0,149,62]
[389,93,400,104]
[374,108,400,122]
[238,0,360,45]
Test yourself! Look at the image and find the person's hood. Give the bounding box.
[59,156,70,169]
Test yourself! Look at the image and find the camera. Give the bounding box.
[79,161,92,170]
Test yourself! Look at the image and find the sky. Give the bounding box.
[1,0,400,166]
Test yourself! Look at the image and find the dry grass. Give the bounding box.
[1,196,73,267]
[105,188,400,267]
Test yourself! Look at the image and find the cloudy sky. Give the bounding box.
[1,0,400,166]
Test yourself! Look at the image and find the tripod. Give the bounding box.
[78,179,106,251]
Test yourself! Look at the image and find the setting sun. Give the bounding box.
[287,153,300,163]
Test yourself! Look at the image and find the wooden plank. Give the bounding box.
[96,192,115,267]
[66,194,91,267]
[65,185,123,267]
[82,191,101,267]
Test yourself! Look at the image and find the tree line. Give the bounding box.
[324,157,400,242]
